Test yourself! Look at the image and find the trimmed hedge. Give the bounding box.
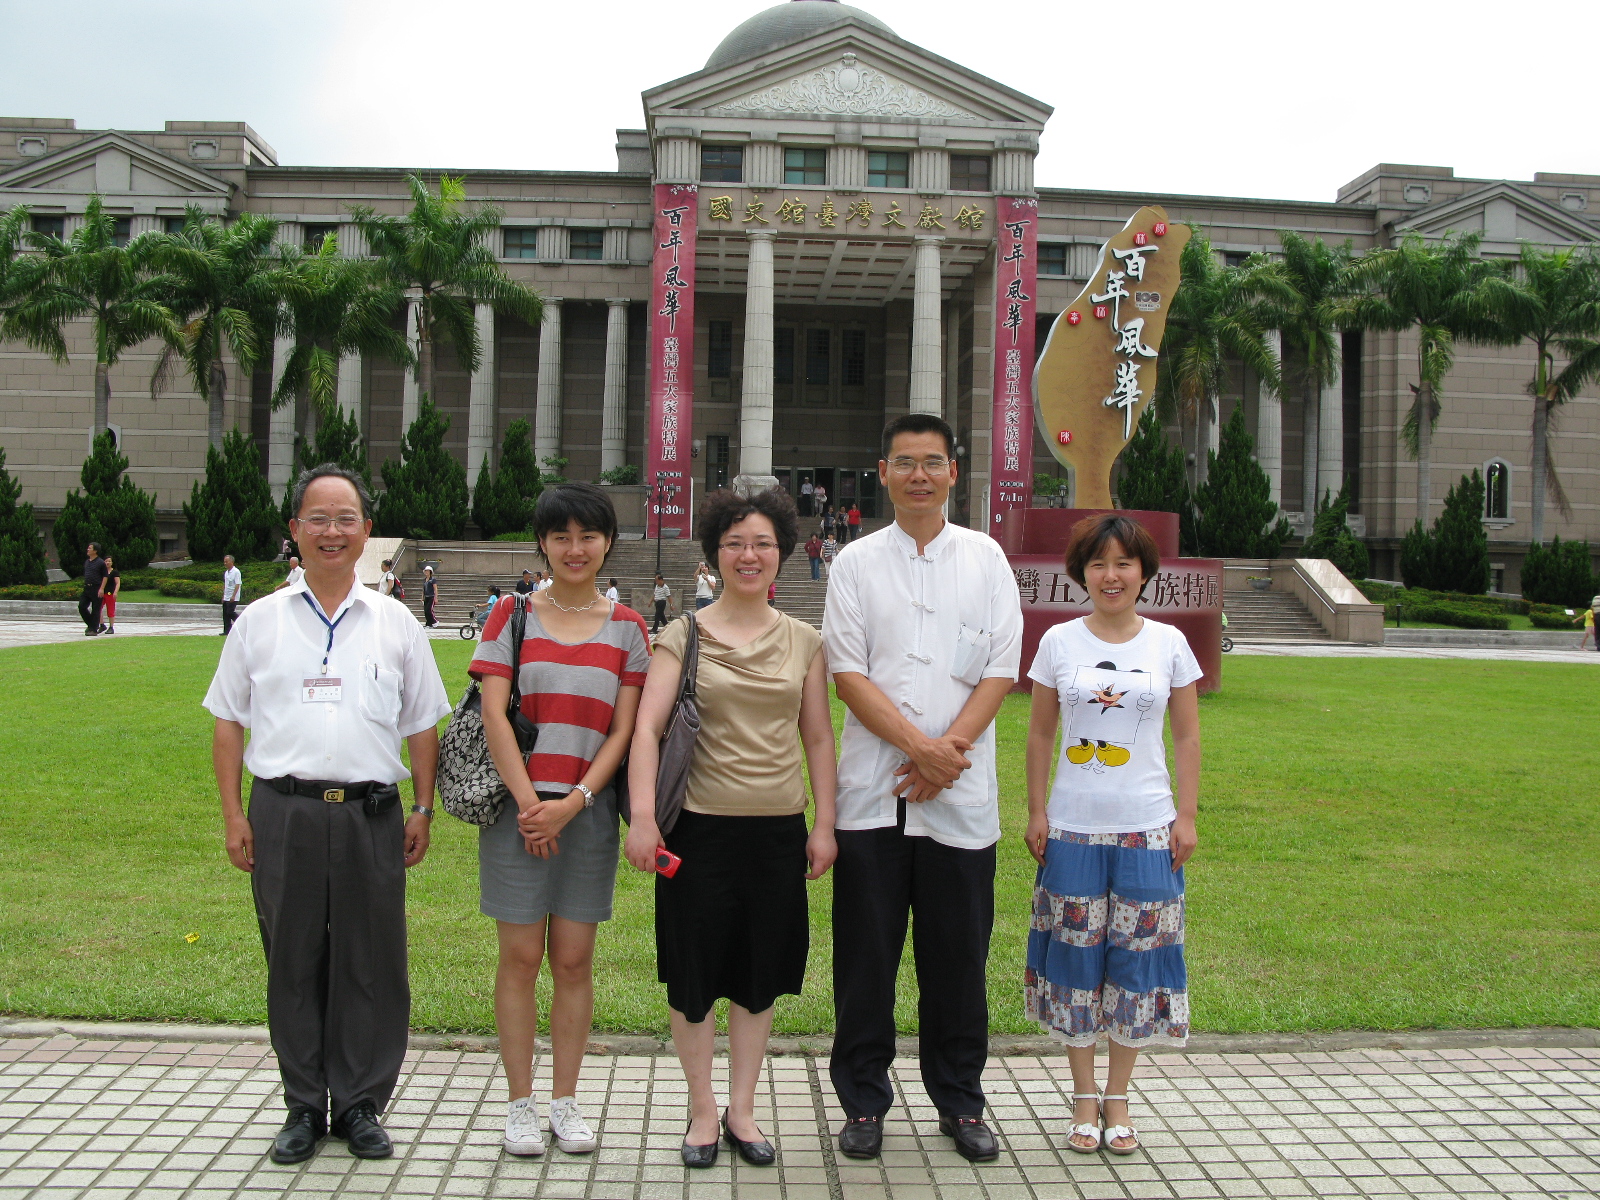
[1389,601,1509,630]
[0,582,83,601]
[1530,610,1577,630]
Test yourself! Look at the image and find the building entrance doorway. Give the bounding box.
[776,466,877,520]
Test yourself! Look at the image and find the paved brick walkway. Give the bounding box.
[1,1034,1597,1199]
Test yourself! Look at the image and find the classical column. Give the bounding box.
[737,231,777,484]
[910,236,944,415]
[468,303,496,486]
[943,303,961,430]
[601,299,630,475]
[336,353,362,428]
[1318,340,1344,503]
[401,298,420,431]
[1257,329,1283,506]
[535,297,564,463]
[267,333,297,493]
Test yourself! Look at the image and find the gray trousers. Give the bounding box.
[248,779,409,1119]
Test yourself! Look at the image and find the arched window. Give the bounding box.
[1484,459,1511,521]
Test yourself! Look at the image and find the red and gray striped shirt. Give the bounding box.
[469,595,651,792]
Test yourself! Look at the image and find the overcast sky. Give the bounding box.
[5,0,1597,204]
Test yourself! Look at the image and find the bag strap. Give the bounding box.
[508,596,529,720]
[678,611,700,700]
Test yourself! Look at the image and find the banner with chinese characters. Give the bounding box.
[647,183,697,539]
[990,197,1039,536]
[1033,206,1191,508]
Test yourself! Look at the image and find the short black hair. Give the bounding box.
[533,481,618,561]
[697,486,799,565]
[87,541,101,555]
[292,464,373,519]
[1064,514,1162,596]
[881,413,955,461]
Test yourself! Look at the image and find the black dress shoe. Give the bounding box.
[722,1110,775,1166]
[938,1115,999,1162]
[837,1115,883,1159]
[269,1106,325,1164]
[680,1122,719,1168]
[331,1101,393,1159]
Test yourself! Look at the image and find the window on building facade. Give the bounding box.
[784,148,826,185]
[1038,243,1067,275]
[706,434,730,490]
[774,327,795,385]
[842,328,867,386]
[503,227,539,258]
[30,215,65,241]
[569,229,604,260]
[163,216,188,235]
[708,320,734,378]
[1222,251,1250,269]
[867,151,909,189]
[1485,459,1511,520]
[949,155,991,192]
[303,223,338,252]
[701,145,743,183]
[806,328,831,386]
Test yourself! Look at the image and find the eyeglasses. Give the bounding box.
[719,540,780,555]
[887,456,951,475]
[296,515,364,533]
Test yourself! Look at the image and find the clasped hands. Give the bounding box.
[516,789,585,857]
[893,732,974,803]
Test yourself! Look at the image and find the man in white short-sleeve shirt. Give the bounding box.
[204,465,451,1167]
[221,555,243,634]
[821,415,1022,1164]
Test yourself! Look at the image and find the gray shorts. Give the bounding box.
[478,789,621,925]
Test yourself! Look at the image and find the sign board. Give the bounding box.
[990,197,1038,532]
[647,183,697,539]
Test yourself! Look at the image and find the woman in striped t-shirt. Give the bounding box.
[472,482,651,1158]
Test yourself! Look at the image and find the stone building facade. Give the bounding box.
[2,0,1596,585]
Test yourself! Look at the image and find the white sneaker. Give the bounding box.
[503,1096,545,1156]
[548,1096,598,1153]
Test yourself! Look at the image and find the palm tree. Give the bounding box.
[269,232,414,423]
[350,175,541,401]
[1341,232,1499,525]
[1157,229,1284,486]
[7,195,179,438]
[1477,244,1600,546]
[149,205,280,451]
[1268,232,1360,516]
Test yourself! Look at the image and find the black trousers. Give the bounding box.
[830,802,996,1120]
[79,590,103,632]
[248,779,410,1119]
[222,600,238,634]
[653,599,667,631]
[423,596,435,626]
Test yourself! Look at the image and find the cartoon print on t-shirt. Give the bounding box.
[1062,660,1156,773]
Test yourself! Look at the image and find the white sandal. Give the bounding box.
[1100,1093,1139,1154]
[1065,1093,1101,1153]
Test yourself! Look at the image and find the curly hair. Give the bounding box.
[696,487,799,565]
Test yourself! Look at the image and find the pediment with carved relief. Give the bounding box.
[1396,182,1597,250]
[708,53,979,121]
[0,132,229,201]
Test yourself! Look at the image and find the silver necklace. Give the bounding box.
[546,589,602,613]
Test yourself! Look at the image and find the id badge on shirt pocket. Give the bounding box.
[951,623,990,686]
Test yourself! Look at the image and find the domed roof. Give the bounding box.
[706,0,894,71]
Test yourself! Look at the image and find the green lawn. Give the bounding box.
[1,638,1595,1036]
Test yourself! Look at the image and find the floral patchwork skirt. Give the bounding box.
[1024,825,1189,1050]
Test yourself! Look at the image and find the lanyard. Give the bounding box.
[301,591,351,675]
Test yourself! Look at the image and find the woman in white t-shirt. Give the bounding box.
[1023,514,1202,1157]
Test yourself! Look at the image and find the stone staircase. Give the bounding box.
[1223,588,1331,643]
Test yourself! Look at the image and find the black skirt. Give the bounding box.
[656,809,809,1023]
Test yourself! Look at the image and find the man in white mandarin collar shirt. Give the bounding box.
[204,465,451,1166]
[821,415,1022,1164]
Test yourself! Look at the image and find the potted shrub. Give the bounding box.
[1247,576,1273,591]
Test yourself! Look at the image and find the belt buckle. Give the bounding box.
[323,788,345,803]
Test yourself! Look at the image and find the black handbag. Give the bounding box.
[438,596,538,825]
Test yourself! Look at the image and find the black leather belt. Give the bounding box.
[268,776,400,816]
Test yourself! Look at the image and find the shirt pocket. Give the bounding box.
[358,659,404,725]
[951,623,991,686]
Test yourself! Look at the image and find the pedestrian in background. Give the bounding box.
[98,553,121,634]
[222,554,243,635]
[79,542,106,636]
[821,505,837,541]
[652,574,671,633]
[694,563,718,611]
[625,486,837,1170]
[1023,513,1201,1156]
[848,503,862,542]
[605,578,620,603]
[422,567,438,627]
[805,533,823,581]
[814,483,827,513]
[538,572,553,591]
[204,464,450,1166]
[1576,598,1598,650]
[800,477,814,516]
[821,533,838,577]
[275,557,304,592]
[516,570,537,596]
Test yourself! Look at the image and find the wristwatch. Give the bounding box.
[572,784,595,808]
[411,804,434,818]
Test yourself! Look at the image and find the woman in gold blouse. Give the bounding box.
[626,487,838,1170]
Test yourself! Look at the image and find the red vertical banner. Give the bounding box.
[989,196,1038,537]
[647,183,697,539]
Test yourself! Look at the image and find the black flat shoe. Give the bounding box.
[838,1115,883,1159]
[681,1122,719,1168]
[938,1114,999,1162]
[269,1106,325,1164]
[331,1101,393,1159]
[721,1109,775,1166]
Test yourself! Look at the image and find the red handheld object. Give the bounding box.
[654,846,682,878]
